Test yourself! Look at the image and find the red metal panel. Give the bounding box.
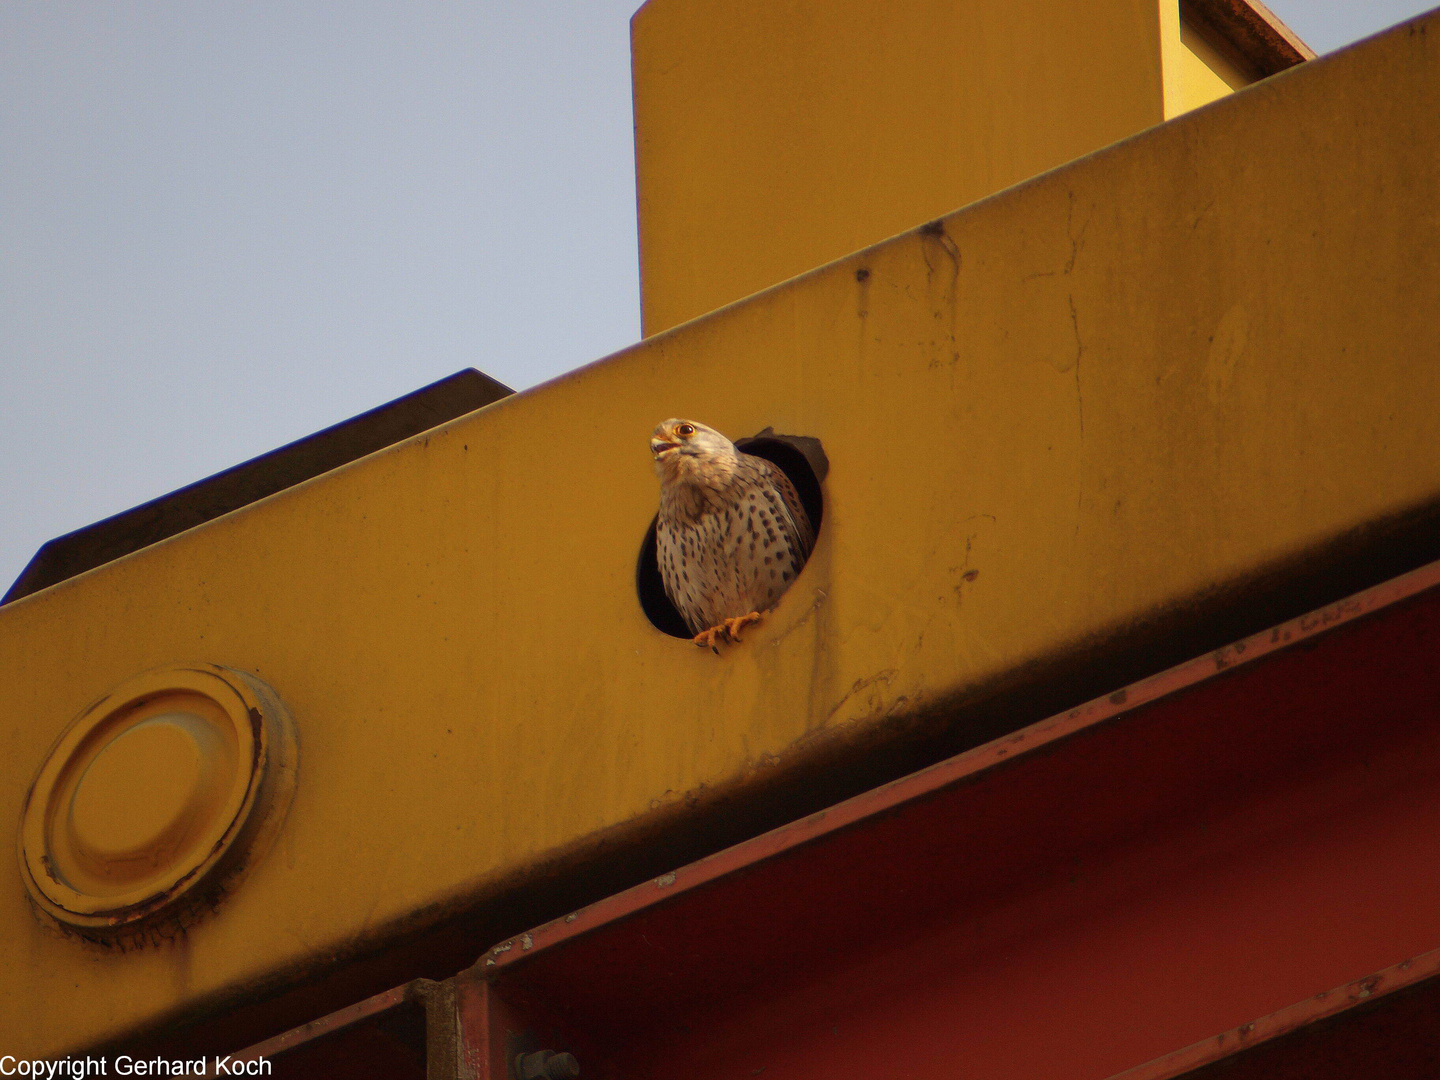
[1109,947,1440,1079]
[231,560,1440,1079]
[236,983,414,1062]
[470,560,1440,1080]
[238,983,428,1079]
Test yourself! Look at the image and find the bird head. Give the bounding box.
[651,418,738,483]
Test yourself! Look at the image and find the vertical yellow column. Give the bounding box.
[631,0,1308,336]
[1158,0,1189,118]
[632,0,1167,335]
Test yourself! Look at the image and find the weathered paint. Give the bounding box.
[455,557,1440,1080]
[1106,950,1440,1079]
[632,0,1303,334]
[218,557,1440,1078]
[18,665,296,937]
[1,8,1438,1057]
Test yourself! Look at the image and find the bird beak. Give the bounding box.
[651,439,677,457]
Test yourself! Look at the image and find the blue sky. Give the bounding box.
[1,0,1434,591]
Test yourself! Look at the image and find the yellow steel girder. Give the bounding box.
[2,8,1439,1057]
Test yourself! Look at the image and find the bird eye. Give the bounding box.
[676,424,695,437]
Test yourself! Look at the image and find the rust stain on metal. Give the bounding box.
[1106,948,1440,1079]
[1351,976,1380,999]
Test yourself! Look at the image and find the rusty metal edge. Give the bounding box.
[1183,0,1316,77]
[1101,948,1440,1080]
[474,554,1440,974]
[221,980,424,1064]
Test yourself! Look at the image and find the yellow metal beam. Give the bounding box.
[2,9,1437,1056]
[633,0,1167,336]
[632,0,1306,336]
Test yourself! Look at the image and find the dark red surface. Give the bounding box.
[1110,946,1440,1079]
[229,984,427,1079]
[474,561,1440,1080]
[234,560,1440,1080]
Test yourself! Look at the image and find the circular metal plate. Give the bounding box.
[18,664,296,934]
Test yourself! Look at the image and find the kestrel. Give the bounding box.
[651,419,815,651]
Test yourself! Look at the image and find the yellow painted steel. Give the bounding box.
[18,664,296,934]
[1179,19,1250,105]
[4,9,1440,1057]
[632,0,1269,337]
[1160,6,1255,119]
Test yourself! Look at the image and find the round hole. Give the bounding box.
[637,430,827,638]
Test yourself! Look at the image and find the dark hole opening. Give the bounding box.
[637,430,827,639]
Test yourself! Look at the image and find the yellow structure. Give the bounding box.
[19,665,295,938]
[8,0,1440,1062]
[632,0,1309,334]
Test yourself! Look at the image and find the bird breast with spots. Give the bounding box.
[657,453,815,636]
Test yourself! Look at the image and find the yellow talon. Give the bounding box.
[692,612,765,653]
[722,611,764,642]
[692,626,726,652]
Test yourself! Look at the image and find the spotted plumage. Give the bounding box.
[651,418,815,650]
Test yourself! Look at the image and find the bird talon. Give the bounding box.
[692,626,727,651]
[722,611,764,643]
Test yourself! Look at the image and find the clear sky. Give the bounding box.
[1,0,1434,592]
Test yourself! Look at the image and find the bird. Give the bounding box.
[651,418,815,651]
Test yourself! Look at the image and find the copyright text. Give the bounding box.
[1,1058,270,1077]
